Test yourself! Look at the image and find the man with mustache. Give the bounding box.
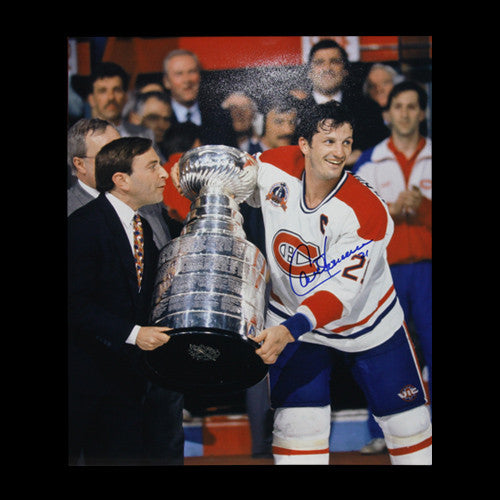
[260,97,298,151]
[87,62,155,142]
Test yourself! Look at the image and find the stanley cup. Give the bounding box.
[143,145,269,393]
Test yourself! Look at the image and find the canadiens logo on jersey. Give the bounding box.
[272,230,321,277]
[266,182,288,211]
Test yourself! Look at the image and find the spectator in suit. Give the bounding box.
[363,63,404,110]
[68,137,179,465]
[128,91,174,152]
[161,49,237,147]
[221,91,263,152]
[295,39,388,167]
[362,63,405,139]
[67,117,120,192]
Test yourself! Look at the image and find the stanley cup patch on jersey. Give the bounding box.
[266,182,289,211]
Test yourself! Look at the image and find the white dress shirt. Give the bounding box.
[312,89,343,104]
[171,99,202,126]
[105,192,142,345]
[78,179,99,198]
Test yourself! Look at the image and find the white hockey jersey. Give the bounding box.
[248,146,404,353]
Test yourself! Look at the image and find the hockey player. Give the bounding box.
[247,102,431,465]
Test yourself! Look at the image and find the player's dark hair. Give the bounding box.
[96,136,152,192]
[297,101,355,145]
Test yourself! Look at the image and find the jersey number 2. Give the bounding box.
[342,254,368,282]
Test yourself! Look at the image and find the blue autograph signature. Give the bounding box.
[289,237,373,296]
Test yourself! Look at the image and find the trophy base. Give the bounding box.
[142,328,268,394]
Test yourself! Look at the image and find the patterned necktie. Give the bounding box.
[133,214,144,288]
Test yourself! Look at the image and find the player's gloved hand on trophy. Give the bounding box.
[253,325,295,364]
[136,326,171,351]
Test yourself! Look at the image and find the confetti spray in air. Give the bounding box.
[200,62,308,119]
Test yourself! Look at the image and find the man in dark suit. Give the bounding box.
[294,39,388,168]
[67,119,185,464]
[162,49,237,147]
[68,137,178,465]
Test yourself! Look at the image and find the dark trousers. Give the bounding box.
[68,386,146,466]
[246,376,273,456]
[143,383,185,465]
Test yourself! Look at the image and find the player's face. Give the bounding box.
[300,121,353,183]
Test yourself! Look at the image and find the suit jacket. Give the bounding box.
[67,180,94,216]
[67,193,159,397]
[169,96,237,148]
[68,182,171,250]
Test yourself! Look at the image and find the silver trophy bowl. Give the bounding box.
[143,145,269,393]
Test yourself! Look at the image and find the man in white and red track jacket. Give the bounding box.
[351,81,432,453]
[249,102,431,465]
[352,82,432,389]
